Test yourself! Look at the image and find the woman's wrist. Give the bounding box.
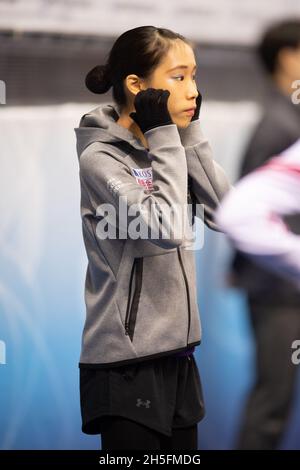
[178,118,203,147]
[144,123,181,150]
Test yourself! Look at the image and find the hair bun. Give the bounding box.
[85,64,112,94]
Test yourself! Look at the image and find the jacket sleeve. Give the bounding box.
[79,124,188,249]
[178,119,232,231]
[215,157,300,288]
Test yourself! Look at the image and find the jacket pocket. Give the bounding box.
[126,251,190,355]
[124,257,143,342]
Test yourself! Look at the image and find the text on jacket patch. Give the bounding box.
[131,167,153,191]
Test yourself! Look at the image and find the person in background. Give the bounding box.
[216,139,300,288]
[226,20,300,450]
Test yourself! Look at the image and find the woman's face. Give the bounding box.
[143,39,199,128]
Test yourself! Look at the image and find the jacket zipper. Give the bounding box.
[187,177,195,227]
[125,257,143,342]
[177,247,191,346]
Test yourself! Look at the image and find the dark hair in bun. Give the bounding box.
[85,64,112,94]
[85,26,193,109]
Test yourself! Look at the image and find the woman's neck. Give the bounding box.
[116,113,148,150]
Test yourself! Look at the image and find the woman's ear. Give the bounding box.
[124,74,147,96]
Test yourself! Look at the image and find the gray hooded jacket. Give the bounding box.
[74,103,231,369]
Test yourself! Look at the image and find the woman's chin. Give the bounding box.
[176,120,191,129]
[174,115,192,129]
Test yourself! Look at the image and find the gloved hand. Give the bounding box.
[177,89,203,147]
[191,90,202,121]
[129,88,173,134]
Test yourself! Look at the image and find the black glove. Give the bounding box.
[191,90,202,122]
[129,88,173,134]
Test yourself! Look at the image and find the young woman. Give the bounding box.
[75,25,231,450]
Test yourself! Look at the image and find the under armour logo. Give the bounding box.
[136,398,151,408]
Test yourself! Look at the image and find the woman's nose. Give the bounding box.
[186,81,198,99]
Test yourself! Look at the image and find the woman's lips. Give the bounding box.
[183,109,195,116]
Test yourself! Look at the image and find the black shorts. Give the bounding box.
[79,353,205,437]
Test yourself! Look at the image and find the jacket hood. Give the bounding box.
[74,102,146,157]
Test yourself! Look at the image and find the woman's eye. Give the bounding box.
[172,75,197,81]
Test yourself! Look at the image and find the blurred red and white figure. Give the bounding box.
[216,139,300,288]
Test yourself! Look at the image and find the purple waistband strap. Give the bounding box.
[175,346,195,357]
